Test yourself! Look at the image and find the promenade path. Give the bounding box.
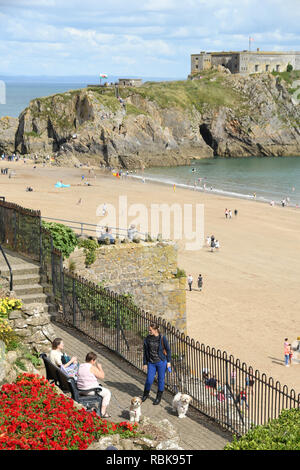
[52,321,232,450]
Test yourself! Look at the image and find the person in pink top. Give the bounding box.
[284,338,290,367]
[77,352,111,418]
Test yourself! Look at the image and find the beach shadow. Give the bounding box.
[268,356,285,366]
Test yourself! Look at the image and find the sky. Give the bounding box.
[0,0,299,78]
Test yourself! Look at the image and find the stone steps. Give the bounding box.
[0,249,57,313]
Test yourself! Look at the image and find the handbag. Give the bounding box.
[161,336,167,357]
[61,353,71,365]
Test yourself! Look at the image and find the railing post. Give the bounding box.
[116,299,120,355]
[51,238,55,295]
[13,210,17,251]
[60,255,65,317]
[39,217,43,264]
[72,277,76,327]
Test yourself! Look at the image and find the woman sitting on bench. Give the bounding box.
[77,351,111,418]
[49,338,78,377]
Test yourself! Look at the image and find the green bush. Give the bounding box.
[78,238,98,266]
[174,267,186,278]
[225,409,300,450]
[42,221,78,258]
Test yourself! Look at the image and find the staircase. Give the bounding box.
[0,249,56,315]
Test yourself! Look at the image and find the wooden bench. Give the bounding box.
[40,353,103,416]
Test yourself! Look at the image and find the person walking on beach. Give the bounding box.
[142,323,171,405]
[197,274,203,291]
[289,344,293,366]
[210,235,216,252]
[284,338,290,367]
[187,274,193,291]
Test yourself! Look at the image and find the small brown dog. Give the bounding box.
[129,397,142,422]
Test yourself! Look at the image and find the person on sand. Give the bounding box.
[210,235,216,252]
[77,352,111,418]
[187,274,193,291]
[197,274,203,291]
[289,344,293,366]
[284,338,290,367]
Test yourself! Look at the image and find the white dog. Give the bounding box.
[129,397,142,423]
[172,392,192,418]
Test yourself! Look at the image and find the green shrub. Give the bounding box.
[174,267,186,278]
[225,409,300,450]
[78,238,98,266]
[42,221,78,258]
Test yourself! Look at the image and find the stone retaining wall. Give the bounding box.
[67,241,187,331]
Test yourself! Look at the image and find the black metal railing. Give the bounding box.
[0,244,13,291]
[0,198,300,436]
[52,265,300,436]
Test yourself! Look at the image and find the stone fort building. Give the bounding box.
[191,50,300,75]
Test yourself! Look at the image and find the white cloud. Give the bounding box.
[0,0,299,77]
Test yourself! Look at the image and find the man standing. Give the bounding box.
[187,274,193,291]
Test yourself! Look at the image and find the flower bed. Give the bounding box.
[0,373,137,450]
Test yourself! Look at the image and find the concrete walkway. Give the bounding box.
[52,321,232,450]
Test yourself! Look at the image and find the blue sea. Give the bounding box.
[141,157,300,207]
[1,77,300,206]
[0,75,181,118]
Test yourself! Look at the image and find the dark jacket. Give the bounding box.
[143,334,171,365]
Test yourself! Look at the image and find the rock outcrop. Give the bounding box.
[2,72,300,167]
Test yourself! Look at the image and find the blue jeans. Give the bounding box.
[145,361,167,392]
[285,354,290,366]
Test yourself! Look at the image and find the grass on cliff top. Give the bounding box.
[119,71,248,114]
[271,69,300,86]
[88,71,248,115]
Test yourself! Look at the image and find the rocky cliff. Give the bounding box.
[1,70,300,168]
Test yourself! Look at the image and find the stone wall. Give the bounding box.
[67,241,187,331]
[8,303,56,354]
[0,303,55,386]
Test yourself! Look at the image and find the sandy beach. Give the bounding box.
[1,160,300,394]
